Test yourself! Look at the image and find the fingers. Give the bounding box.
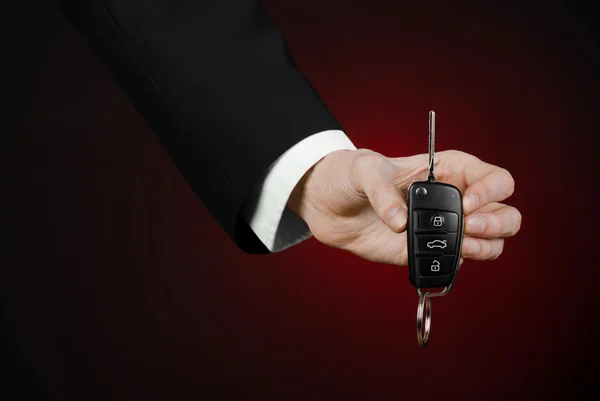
[463,167,515,214]
[391,151,516,215]
[462,237,504,260]
[352,154,408,233]
[465,202,522,238]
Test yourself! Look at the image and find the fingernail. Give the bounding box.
[464,195,479,212]
[466,216,485,234]
[464,239,480,255]
[388,206,400,219]
[388,206,407,229]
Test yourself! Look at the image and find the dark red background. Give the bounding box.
[4,0,599,400]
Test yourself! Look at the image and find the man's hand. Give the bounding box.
[287,149,521,266]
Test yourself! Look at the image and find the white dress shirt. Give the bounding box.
[241,130,357,252]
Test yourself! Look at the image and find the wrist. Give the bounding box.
[287,149,350,222]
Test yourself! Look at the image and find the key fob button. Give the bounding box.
[418,210,459,232]
[418,233,457,255]
[418,256,455,276]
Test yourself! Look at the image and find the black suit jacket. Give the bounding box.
[56,0,343,254]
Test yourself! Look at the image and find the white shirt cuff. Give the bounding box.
[241,130,357,252]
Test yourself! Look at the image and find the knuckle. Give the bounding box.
[504,208,522,236]
[354,153,385,172]
[446,149,481,164]
[483,214,499,236]
[444,149,467,159]
[499,168,516,197]
[480,182,494,205]
[464,238,480,257]
[350,153,385,192]
[490,240,504,260]
[513,209,522,234]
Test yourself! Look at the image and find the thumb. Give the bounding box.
[353,154,408,233]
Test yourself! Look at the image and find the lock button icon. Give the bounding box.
[432,215,444,227]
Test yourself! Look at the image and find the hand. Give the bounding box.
[287,149,521,266]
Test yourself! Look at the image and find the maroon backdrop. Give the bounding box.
[5,0,599,400]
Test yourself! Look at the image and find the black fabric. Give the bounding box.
[55,0,343,253]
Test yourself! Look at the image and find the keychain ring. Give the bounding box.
[416,290,432,347]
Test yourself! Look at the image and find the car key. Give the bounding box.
[406,111,464,347]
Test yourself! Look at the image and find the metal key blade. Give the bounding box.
[428,110,436,183]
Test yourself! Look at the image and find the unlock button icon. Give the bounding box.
[420,256,453,276]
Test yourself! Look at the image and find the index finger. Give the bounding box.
[462,166,515,214]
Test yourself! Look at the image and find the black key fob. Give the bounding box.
[407,111,465,348]
[407,181,464,289]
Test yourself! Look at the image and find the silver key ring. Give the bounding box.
[416,284,454,347]
[416,290,432,347]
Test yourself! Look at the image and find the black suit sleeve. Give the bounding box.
[55,0,344,254]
